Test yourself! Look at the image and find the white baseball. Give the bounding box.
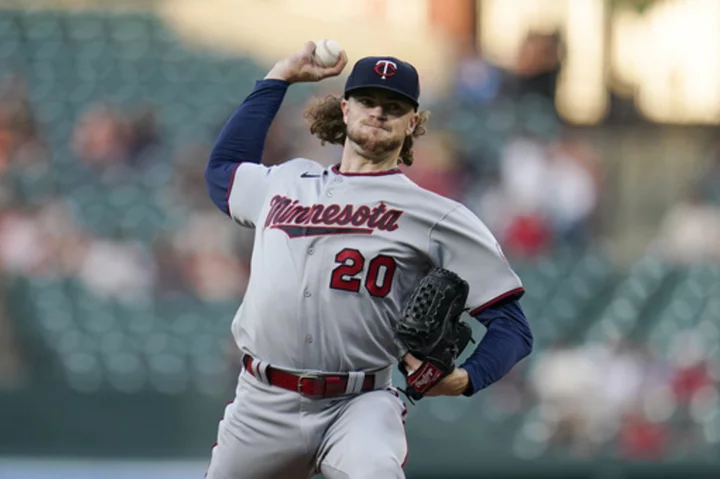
[314,39,342,67]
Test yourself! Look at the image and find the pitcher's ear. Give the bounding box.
[406,113,419,135]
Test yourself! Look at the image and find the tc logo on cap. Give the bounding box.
[374,60,397,80]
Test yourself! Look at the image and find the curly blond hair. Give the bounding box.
[303,95,430,166]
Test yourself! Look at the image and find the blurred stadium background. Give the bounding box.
[0,0,719,478]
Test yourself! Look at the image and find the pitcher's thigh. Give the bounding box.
[319,389,408,479]
[206,372,314,479]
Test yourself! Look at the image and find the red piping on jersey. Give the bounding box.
[386,387,410,468]
[401,441,409,469]
[469,287,525,317]
[225,163,242,215]
[331,164,403,177]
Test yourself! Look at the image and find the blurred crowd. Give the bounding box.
[654,143,720,264]
[0,74,253,303]
[436,31,604,259]
[488,331,720,460]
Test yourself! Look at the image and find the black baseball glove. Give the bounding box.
[393,267,474,402]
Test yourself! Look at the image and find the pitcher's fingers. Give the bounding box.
[303,40,317,58]
[324,50,348,77]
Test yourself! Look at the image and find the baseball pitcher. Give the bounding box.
[203,41,534,479]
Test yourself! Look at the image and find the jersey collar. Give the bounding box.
[331,163,404,177]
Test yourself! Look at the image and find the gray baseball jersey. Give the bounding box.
[226,157,523,373]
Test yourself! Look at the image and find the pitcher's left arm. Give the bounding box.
[420,203,534,396]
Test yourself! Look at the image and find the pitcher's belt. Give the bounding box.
[243,355,378,398]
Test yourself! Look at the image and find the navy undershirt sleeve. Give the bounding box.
[205,79,289,215]
[460,298,533,396]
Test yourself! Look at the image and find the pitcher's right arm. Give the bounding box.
[205,80,289,226]
[205,41,347,227]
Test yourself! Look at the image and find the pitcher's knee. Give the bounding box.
[323,455,404,479]
[359,457,404,479]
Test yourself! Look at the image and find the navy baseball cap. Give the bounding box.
[344,56,420,109]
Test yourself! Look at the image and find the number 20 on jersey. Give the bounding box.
[330,248,397,298]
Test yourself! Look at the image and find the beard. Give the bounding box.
[346,123,403,160]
